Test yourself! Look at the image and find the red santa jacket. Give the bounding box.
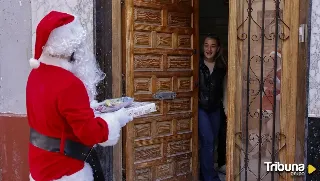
[27,63,120,181]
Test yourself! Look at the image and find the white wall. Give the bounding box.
[0,0,32,114]
[308,0,320,117]
[0,0,94,114]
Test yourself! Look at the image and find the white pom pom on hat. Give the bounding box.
[29,58,40,69]
[29,11,76,69]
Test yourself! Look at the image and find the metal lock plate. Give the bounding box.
[153,91,177,100]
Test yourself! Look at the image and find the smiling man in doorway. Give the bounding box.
[198,34,227,181]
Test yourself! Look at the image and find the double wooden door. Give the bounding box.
[121,0,307,180]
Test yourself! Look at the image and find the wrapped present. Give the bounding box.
[93,97,134,113]
[92,97,156,118]
[124,102,157,118]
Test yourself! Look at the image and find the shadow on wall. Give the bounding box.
[0,115,30,181]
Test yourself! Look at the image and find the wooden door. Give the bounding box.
[122,0,199,180]
[227,0,306,181]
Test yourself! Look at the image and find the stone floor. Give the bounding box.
[215,158,281,181]
[214,156,279,181]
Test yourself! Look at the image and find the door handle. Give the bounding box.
[153,91,177,100]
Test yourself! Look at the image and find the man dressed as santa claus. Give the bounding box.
[27,11,132,181]
[260,50,281,157]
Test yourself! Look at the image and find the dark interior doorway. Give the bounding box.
[199,0,229,59]
[198,0,229,180]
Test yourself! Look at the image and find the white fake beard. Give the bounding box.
[67,44,106,101]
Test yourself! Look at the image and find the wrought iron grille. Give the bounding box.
[235,0,289,180]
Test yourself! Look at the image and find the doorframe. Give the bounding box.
[95,0,123,179]
[225,0,238,179]
[94,0,114,180]
[226,0,309,181]
[111,0,123,179]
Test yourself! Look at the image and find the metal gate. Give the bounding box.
[235,0,290,180]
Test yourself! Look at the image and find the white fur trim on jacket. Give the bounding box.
[29,162,93,181]
[97,113,121,147]
[37,54,73,71]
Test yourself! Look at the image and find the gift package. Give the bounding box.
[92,97,156,118]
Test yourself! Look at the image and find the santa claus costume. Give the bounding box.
[27,11,133,181]
[259,50,282,157]
[261,51,281,115]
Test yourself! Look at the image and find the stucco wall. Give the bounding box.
[307,0,320,179]
[0,0,32,114]
[308,0,320,117]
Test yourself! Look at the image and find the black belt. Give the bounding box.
[29,128,105,181]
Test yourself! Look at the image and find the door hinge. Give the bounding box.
[193,49,197,55]
[122,74,126,97]
[121,0,125,5]
[299,24,307,43]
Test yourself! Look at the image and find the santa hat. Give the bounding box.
[29,11,86,69]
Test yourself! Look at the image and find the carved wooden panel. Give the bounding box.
[167,140,191,156]
[177,77,192,92]
[135,168,152,181]
[168,12,191,27]
[134,78,152,94]
[156,33,173,48]
[124,0,198,179]
[134,144,163,163]
[155,163,174,180]
[156,78,173,91]
[154,0,172,4]
[167,55,192,70]
[167,98,192,113]
[134,8,162,25]
[134,32,152,48]
[176,118,192,134]
[177,0,191,6]
[134,54,163,71]
[176,159,191,175]
[134,123,152,139]
[178,35,191,49]
[156,121,173,137]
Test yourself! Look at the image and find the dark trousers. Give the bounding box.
[198,108,221,181]
[217,108,227,167]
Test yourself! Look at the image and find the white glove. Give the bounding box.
[90,100,99,109]
[113,108,134,127]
